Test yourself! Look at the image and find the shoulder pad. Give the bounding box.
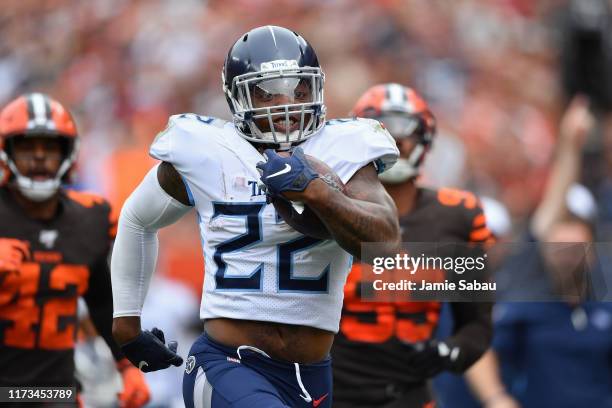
[65,189,116,238]
[306,117,398,183]
[65,189,109,208]
[150,114,228,163]
[172,113,228,129]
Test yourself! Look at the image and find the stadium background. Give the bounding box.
[1,0,611,406]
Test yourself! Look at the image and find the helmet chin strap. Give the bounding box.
[378,144,425,184]
[378,158,417,184]
[14,174,59,202]
[4,155,73,202]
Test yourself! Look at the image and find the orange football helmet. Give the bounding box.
[351,83,436,183]
[0,93,79,201]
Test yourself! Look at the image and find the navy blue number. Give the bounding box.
[212,204,328,293]
[278,236,329,293]
[212,203,265,290]
[179,113,214,124]
[326,118,354,126]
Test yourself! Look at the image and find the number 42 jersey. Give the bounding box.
[0,189,121,386]
[150,115,398,333]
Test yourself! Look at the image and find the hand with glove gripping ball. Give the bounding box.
[256,147,319,201]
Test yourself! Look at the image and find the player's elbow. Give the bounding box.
[382,216,402,253]
[381,201,401,240]
[377,194,401,248]
[366,208,401,257]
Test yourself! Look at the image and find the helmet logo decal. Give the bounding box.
[27,93,56,130]
[260,60,299,71]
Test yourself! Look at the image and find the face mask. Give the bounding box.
[2,149,73,202]
[378,143,426,184]
[378,158,417,184]
[14,174,60,201]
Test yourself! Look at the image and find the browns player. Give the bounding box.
[332,84,493,408]
[0,93,150,407]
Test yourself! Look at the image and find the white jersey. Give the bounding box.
[149,114,398,332]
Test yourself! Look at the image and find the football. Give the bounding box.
[272,153,346,240]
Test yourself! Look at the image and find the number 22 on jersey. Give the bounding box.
[212,203,329,293]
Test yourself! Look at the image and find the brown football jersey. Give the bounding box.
[333,187,492,394]
[0,187,120,386]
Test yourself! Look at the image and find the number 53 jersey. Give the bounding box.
[0,188,120,386]
[150,115,398,333]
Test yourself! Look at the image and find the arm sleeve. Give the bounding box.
[448,301,493,372]
[111,164,192,317]
[83,255,124,360]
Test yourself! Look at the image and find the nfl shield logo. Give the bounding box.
[39,230,58,249]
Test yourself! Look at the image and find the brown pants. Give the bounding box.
[333,381,435,408]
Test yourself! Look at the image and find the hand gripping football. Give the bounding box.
[272,152,345,240]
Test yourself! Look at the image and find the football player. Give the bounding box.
[110,26,401,408]
[0,93,150,407]
[332,84,493,408]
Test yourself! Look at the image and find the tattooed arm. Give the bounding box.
[288,164,400,258]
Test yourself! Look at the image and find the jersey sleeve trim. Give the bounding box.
[179,174,195,206]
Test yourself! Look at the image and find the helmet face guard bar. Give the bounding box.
[0,135,79,201]
[374,112,435,184]
[375,113,434,145]
[226,67,326,145]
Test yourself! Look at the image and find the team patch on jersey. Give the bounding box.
[39,230,58,249]
[185,356,196,374]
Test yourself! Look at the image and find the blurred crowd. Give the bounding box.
[2,0,612,406]
[0,0,571,227]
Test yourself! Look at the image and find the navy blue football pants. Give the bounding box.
[183,332,332,408]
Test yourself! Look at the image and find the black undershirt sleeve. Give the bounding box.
[448,301,493,372]
[83,254,124,361]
